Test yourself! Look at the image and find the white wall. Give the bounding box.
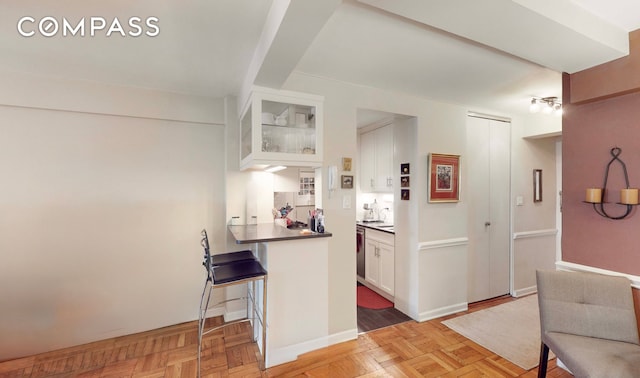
[282,71,559,337]
[511,121,559,296]
[0,73,226,360]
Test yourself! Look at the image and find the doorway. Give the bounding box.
[466,114,511,303]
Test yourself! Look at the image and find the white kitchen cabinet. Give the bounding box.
[359,125,393,192]
[364,229,394,296]
[240,87,323,171]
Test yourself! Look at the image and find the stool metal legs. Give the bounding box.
[197,275,267,376]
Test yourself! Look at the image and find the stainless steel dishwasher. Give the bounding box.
[356,225,365,279]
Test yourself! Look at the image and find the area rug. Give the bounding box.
[357,285,393,309]
[441,295,554,370]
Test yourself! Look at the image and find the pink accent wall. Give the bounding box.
[563,92,640,276]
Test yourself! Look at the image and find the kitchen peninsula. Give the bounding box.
[228,223,332,368]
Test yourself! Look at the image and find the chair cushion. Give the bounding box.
[211,250,255,266]
[212,259,267,285]
[537,270,639,344]
[545,332,640,378]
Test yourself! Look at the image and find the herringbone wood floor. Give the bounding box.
[0,296,572,377]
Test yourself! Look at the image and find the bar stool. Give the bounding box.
[201,229,255,266]
[197,229,267,376]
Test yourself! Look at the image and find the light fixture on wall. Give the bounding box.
[530,97,562,116]
[584,147,638,220]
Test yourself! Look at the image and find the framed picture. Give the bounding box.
[428,153,460,203]
[400,176,410,188]
[401,189,410,201]
[401,163,410,175]
[341,175,353,189]
[533,169,542,202]
[342,157,352,172]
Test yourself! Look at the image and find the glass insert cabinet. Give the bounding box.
[240,87,323,171]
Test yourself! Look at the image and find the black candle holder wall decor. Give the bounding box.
[584,147,638,220]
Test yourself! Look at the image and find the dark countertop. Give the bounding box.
[357,221,395,234]
[228,223,333,244]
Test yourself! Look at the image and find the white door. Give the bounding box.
[466,116,511,303]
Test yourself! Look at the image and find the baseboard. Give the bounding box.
[265,328,358,368]
[267,335,329,368]
[328,328,358,345]
[224,309,247,322]
[513,285,537,297]
[556,358,573,374]
[418,302,467,322]
[205,307,224,319]
[556,261,640,289]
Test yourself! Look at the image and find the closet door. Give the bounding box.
[466,116,510,303]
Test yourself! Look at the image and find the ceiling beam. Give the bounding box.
[358,0,629,73]
[239,0,341,111]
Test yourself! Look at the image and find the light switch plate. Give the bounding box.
[516,196,524,206]
[343,195,351,209]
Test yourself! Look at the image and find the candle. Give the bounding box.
[620,188,639,205]
[586,188,602,203]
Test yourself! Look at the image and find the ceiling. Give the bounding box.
[1,0,640,117]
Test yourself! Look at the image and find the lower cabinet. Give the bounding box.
[364,229,394,296]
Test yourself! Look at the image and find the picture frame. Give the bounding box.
[341,175,354,189]
[400,176,410,188]
[533,169,542,202]
[342,157,352,172]
[428,153,461,203]
[401,189,410,201]
[401,163,410,175]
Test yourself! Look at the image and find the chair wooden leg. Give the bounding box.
[538,342,549,378]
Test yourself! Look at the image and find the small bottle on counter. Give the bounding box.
[316,214,325,233]
[308,216,315,232]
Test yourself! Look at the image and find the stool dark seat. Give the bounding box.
[201,229,255,266]
[198,228,267,376]
[212,259,267,284]
[211,250,255,266]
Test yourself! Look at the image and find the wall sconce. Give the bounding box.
[530,97,562,116]
[584,147,638,220]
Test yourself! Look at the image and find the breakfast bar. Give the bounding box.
[228,224,332,368]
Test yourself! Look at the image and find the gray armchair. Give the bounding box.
[536,270,640,377]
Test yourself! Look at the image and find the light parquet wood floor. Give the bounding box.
[0,297,572,377]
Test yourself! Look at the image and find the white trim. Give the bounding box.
[205,307,225,319]
[555,261,640,289]
[419,237,469,251]
[224,309,247,322]
[266,328,358,368]
[328,328,358,345]
[418,302,468,322]
[266,334,329,368]
[512,228,558,240]
[513,285,537,297]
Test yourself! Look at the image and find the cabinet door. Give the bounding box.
[374,125,394,192]
[364,239,379,286]
[359,131,376,192]
[378,242,394,295]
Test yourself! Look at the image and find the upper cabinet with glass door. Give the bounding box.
[240,87,323,171]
